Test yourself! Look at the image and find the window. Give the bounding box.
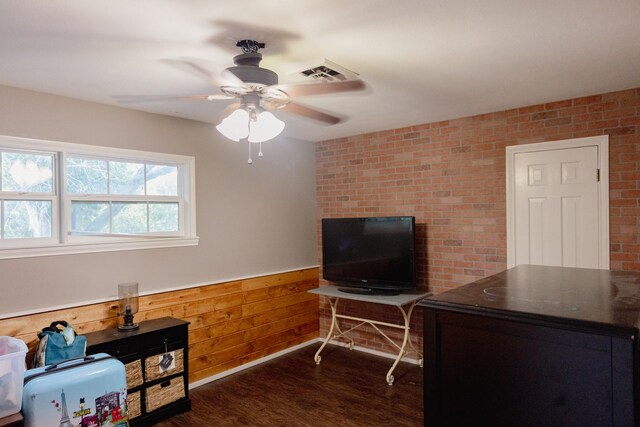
[0,135,197,259]
[0,150,56,244]
[66,158,180,236]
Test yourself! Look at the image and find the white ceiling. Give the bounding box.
[1,0,640,142]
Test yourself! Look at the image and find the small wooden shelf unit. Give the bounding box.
[85,317,191,426]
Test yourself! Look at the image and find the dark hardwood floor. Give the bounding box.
[156,343,423,426]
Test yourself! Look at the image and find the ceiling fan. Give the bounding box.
[212,40,365,125]
[117,40,365,162]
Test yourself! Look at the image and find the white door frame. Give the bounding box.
[506,135,610,269]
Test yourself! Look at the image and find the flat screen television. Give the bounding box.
[321,216,417,295]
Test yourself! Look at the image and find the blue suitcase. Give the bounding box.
[22,354,128,427]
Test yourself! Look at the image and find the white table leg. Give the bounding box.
[385,301,418,385]
[314,297,339,364]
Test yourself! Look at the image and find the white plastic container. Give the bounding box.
[0,336,28,418]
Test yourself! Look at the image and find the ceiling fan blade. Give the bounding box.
[280,102,343,125]
[221,102,240,115]
[161,59,224,87]
[272,79,365,98]
[206,94,236,100]
[113,94,233,103]
[220,68,246,87]
[161,58,244,88]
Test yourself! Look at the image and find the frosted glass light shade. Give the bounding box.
[248,111,285,143]
[216,108,250,141]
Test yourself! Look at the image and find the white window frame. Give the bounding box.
[0,135,198,259]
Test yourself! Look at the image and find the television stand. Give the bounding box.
[308,285,429,385]
[337,287,400,296]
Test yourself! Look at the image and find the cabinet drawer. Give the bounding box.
[127,390,142,420]
[125,359,143,389]
[145,348,184,382]
[145,327,186,350]
[91,341,141,359]
[145,377,185,413]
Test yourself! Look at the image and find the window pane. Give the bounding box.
[3,200,52,238]
[112,202,147,234]
[147,164,178,196]
[149,203,179,232]
[66,157,107,194]
[109,161,144,195]
[71,202,110,233]
[1,152,53,193]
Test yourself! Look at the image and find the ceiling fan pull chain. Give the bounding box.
[258,141,263,158]
[247,141,253,164]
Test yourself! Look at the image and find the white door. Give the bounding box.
[507,136,609,269]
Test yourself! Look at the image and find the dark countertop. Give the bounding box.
[419,264,640,336]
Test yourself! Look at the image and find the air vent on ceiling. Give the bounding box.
[297,59,359,82]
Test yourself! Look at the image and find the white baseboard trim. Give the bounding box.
[189,336,421,389]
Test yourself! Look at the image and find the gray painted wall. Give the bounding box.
[0,85,317,317]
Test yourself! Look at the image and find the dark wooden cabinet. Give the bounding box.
[85,317,191,426]
[419,265,640,426]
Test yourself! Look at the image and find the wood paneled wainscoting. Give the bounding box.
[0,268,319,384]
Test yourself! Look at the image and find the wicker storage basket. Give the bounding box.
[145,377,185,413]
[145,348,184,381]
[125,360,143,388]
[127,391,141,419]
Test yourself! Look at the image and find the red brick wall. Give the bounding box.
[315,88,640,354]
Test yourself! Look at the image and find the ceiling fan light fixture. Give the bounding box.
[117,39,365,163]
[248,111,285,143]
[208,40,362,163]
[216,108,250,141]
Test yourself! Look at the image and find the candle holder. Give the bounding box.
[117,282,140,331]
